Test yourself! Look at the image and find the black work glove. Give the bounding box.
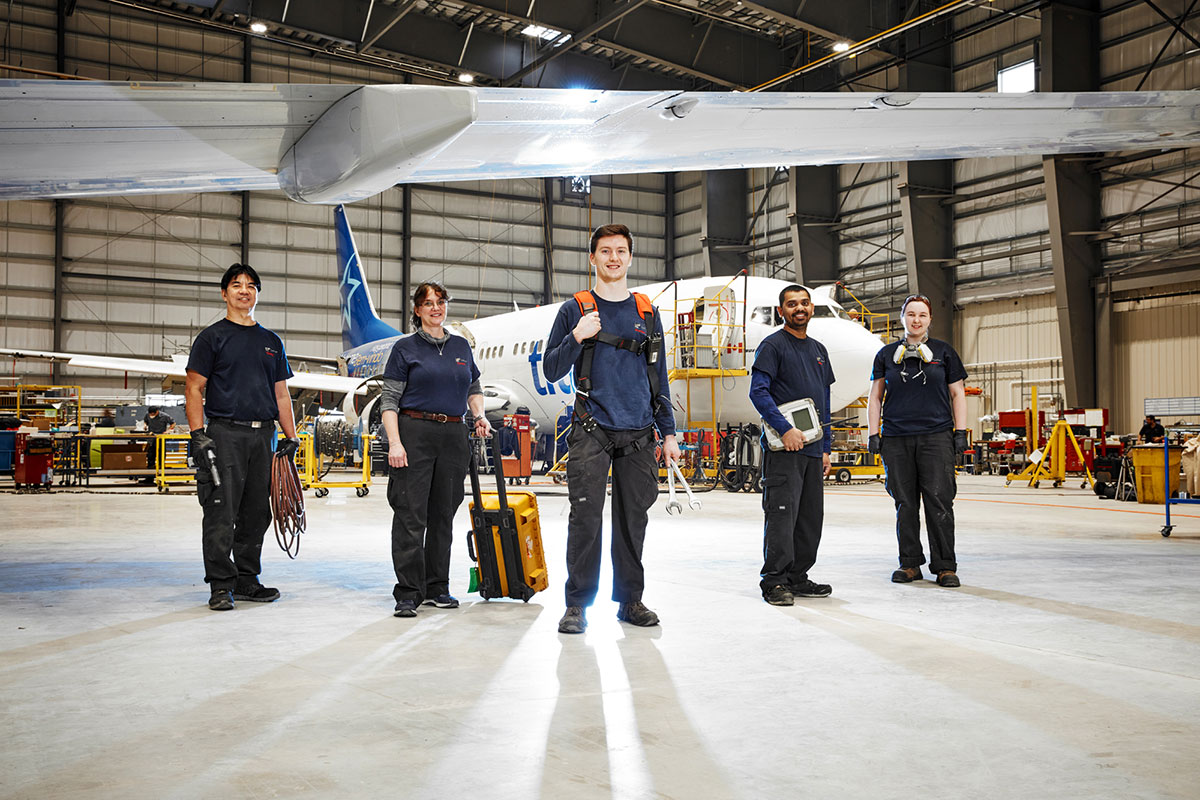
[191,429,215,465]
[276,437,300,460]
[953,429,968,456]
[868,434,881,455]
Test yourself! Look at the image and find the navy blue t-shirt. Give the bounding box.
[383,332,480,417]
[749,330,835,456]
[543,293,675,436]
[187,319,293,421]
[871,338,967,436]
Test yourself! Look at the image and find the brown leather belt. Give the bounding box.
[400,409,462,424]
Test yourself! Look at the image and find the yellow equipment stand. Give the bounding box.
[1006,419,1095,490]
[155,433,195,492]
[304,433,373,497]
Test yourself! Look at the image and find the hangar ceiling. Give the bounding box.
[96,0,1013,90]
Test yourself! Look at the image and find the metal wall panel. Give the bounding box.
[1112,282,1200,432]
[956,293,1065,420]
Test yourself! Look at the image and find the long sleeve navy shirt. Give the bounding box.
[543,293,675,436]
[749,330,835,456]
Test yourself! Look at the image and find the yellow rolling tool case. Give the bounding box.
[467,432,548,601]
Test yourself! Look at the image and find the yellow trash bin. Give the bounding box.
[1131,444,1182,504]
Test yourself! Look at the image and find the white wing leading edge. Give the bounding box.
[2,80,1200,204]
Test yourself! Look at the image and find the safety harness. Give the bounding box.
[572,290,664,458]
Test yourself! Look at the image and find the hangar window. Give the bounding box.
[564,175,591,200]
[998,60,1035,93]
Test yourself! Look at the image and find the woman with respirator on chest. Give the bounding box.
[866,294,969,588]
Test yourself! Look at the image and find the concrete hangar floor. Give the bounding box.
[1,475,1197,799]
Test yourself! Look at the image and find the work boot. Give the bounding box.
[790,579,832,598]
[208,589,234,611]
[936,571,961,588]
[764,585,794,606]
[616,601,659,627]
[891,566,923,583]
[232,583,280,602]
[558,606,586,634]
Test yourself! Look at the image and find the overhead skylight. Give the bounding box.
[522,24,567,44]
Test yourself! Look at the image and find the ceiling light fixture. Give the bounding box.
[249,20,268,33]
[832,42,851,53]
[458,73,475,83]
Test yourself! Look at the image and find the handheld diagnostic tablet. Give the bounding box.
[762,397,823,451]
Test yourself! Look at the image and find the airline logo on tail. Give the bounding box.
[334,205,402,351]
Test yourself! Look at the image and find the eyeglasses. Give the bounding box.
[901,294,931,313]
[419,299,448,310]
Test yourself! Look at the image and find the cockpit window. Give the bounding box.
[751,306,783,326]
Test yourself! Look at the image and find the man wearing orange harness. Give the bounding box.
[543,223,681,634]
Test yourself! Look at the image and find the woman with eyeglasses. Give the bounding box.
[379,281,492,618]
[866,294,968,588]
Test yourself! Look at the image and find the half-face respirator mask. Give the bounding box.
[893,339,932,384]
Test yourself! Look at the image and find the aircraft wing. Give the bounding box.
[3,80,1200,204]
[0,347,367,395]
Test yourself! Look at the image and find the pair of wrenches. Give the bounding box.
[665,459,701,514]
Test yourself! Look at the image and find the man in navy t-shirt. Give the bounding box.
[544,223,680,634]
[749,284,836,606]
[185,263,298,611]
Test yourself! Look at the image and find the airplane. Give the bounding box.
[2,81,1200,204]
[0,205,883,435]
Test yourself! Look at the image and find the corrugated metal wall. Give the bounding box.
[956,293,1065,428]
[1112,281,1200,431]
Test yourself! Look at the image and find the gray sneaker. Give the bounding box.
[394,600,417,618]
[558,606,586,634]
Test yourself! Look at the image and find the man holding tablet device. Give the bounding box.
[749,284,836,606]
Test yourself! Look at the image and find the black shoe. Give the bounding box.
[422,594,460,609]
[936,570,961,588]
[891,566,923,583]
[558,606,586,634]
[764,585,794,606]
[394,600,417,618]
[208,589,234,611]
[616,601,659,627]
[232,583,280,603]
[791,579,832,598]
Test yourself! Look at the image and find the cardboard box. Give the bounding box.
[100,443,148,470]
[30,417,54,431]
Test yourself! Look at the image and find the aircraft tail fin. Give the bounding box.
[335,205,403,350]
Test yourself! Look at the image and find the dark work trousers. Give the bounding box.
[197,420,275,590]
[760,447,825,593]
[387,416,470,605]
[564,425,659,607]
[882,429,958,572]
